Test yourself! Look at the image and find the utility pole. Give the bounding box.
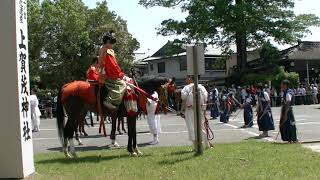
[307,61,310,85]
[192,45,203,155]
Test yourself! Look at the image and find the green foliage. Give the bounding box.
[273,66,300,89]
[229,66,299,90]
[259,41,281,65]
[27,0,139,90]
[139,0,320,70]
[210,57,226,70]
[157,39,185,57]
[242,73,273,86]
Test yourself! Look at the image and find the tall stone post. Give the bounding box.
[0,0,35,178]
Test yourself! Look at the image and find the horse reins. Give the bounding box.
[203,111,214,141]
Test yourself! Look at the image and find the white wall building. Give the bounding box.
[143,53,226,86]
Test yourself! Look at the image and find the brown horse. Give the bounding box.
[56,77,168,157]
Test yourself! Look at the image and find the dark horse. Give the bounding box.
[56,77,168,158]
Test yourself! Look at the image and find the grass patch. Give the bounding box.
[35,140,320,180]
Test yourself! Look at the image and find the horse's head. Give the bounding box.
[139,77,169,95]
[138,77,169,113]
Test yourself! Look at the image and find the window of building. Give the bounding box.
[205,58,215,70]
[179,58,187,71]
[205,57,225,70]
[150,64,154,71]
[157,62,165,73]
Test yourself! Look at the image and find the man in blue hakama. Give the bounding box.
[210,88,220,119]
[280,80,298,143]
[241,89,253,128]
[256,84,275,137]
[220,90,231,123]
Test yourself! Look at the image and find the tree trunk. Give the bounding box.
[236,33,247,72]
[235,0,247,72]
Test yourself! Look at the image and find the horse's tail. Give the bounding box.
[56,88,65,147]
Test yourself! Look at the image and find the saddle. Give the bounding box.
[87,81,107,109]
[88,81,133,117]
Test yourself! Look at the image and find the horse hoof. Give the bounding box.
[133,148,143,156]
[71,153,78,158]
[64,152,72,158]
[112,142,120,148]
[129,152,138,157]
[78,142,84,146]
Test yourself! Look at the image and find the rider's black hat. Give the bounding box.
[102,30,117,44]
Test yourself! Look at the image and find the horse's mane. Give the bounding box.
[138,77,168,94]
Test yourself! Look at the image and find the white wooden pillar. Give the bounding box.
[0,0,35,178]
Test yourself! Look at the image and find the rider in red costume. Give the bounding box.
[98,31,131,110]
[87,57,100,81]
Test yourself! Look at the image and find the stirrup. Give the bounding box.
[103,102,117,110]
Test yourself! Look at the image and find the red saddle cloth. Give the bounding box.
[61,81,97,105]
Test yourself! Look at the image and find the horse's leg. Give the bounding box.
[66,96,86,158]
[69,138,77,158]
[75,117,84,146]
[81,116,88,137]
[122,117,127,133]
[132,116,142,156]
[110,116,119,147]
[89,111,94,127]
[69,113,85,157]
[127,117,135,156]
[63,120,74,158]
[63,140,70,158]
[117,117,123,135]
[75,126,82,145]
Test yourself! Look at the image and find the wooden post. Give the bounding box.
[193,46,203,155]
[307,61,310,85]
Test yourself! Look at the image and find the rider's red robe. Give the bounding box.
[87,66,99,81]
[102,48,125,80]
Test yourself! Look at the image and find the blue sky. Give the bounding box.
[83,0,320,55]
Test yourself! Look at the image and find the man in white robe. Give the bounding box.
[181,76,211,149]
[146,91,161,145]
[29,89,41,132]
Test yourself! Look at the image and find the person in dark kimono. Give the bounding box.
[256,84,275,137]
[210,88,220,119]
[280,80,298,143]
[241,89,253,128]
[220,90,231,123]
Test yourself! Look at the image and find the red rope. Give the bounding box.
[203,115,214,141]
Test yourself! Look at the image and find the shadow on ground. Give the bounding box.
[157,149,195,165]
[47,145,119,152]
[36,154,129,164]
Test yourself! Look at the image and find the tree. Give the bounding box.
[228,66,299,89]
[139,0,320,72]
[273,66,299,89]
[27,0,44,88]
[27,0,139,90]
[259,41,281,65]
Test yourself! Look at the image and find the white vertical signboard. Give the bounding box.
[16,0,35,176]
[0,0,35,178]
[186,44,205,75]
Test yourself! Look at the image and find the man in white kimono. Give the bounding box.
[181,76,212,150]
[146,91,161,145]
[29,89,41,132]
